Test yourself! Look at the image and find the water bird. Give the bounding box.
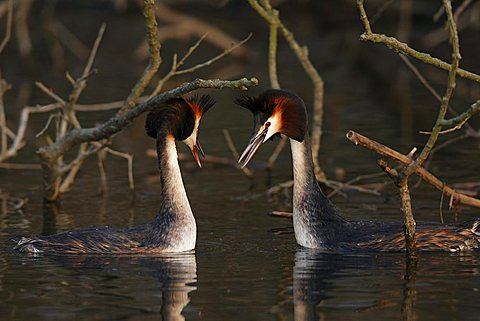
[13,94,215,254]
[235,89,480,252]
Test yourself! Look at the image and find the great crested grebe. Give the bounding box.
[235,89,480,252]
[14,94,215,255]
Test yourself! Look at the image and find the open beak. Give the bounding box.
[238,126,268,168]
[191,137,205,168]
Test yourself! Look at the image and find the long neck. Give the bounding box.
[156,133,194,220]
[290,130,341,247]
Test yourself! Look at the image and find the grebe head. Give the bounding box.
[146,94,215,167]
[234,89,307,167]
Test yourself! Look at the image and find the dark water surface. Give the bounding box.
[1,1,480,320]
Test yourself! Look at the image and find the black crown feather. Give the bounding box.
[145,97,194,141]
[187,94,216,114]
[235,89,307,142]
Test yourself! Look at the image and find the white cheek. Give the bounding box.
[181,117,200,149]
[263,113,282,142]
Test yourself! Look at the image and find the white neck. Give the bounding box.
[149,134,196,252]
[289,133,339,248]
[159,135,194,217]
[290,136,316,191]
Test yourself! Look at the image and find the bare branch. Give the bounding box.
[248,0,326,179]
[119,0,161,115]
[38,77,258,201]
[69,23,106,107]
[356,0,480,84]
[454,0,473,22]
[398,176,416,257]
[0,162,40,170]
[152,33,251,96]
[440,100,480,129]
[346,130,480,208]
[35,82,66,105]
[267,136,287,170]
[399,53,477,134]
[97,148,108,195]
[105,147,135,190]
[14,0,33,57]
[223,129,253,179]
[404,0,461,176]
[176,34,252,76]
[35,113,58,138]
[46,19,90,60]
[0,76,10,156]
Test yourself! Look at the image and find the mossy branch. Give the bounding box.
[118,0,161,115]
[403,0,461,176]
[39,77,258,164]
[355,0,468,258]
[356,0,480,84]
[440,100,480,129]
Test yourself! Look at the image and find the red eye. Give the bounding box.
[265,122,271,127]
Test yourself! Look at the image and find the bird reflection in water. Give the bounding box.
[293,249,334,321]
[290,249,420,321]
[40,253,197,321]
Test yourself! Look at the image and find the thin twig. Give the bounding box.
[35,82,66,105]
[359,32,478,81]
[0,162,40,170]
[0,76,9,157]
[39,77,258,201]
[35,113,58,138]
[412,132,470,189]
[327,171,386,198]
[97,148,108,195]
[404,0,461,176]
[105,147,135,190]
[399,54,441,102]
[370,0,395,25]
[440,100,480,129]
[0,0,13,54]
[399,53,477,134]
[59,141,107,193]
[14,0,33,57]
[270,211,293,219]
[176,34,252,76]
[223,129,253,178]
[134,2,247,61]
[46,19,90,60]
[267,136,287,170]
[249,0,326,180]
[356,0,480,84]
[152,33,251,96]
[439,183,445,224]
[63,23,106,133]
[454,0,473,23]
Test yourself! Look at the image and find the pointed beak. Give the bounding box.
[191,137,204,168]
[238,126,268,168]
[196,137,205,159]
